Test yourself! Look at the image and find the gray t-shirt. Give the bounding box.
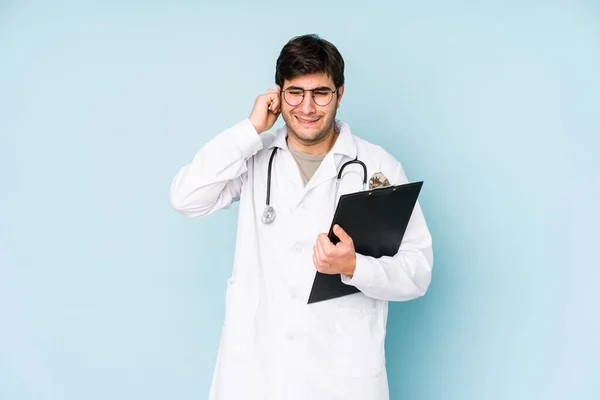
[287,141,326,187]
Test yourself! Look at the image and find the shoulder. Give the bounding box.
[350,133,409,186]
[245,125,283,165]
[352,134,402,167]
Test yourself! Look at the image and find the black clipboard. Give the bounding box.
[307,181,424,304]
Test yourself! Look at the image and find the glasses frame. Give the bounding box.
[280,87,340,107]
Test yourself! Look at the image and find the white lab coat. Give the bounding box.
[170,119,433,400]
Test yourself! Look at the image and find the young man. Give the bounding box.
[170,34,433,400]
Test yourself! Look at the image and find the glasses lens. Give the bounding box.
[313,89,334,106]
[284,90,304,106]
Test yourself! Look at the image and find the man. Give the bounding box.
[170,34,433,400]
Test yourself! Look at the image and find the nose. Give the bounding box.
[298,91,317,114]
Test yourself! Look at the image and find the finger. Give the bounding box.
[315,241,327,262]
[271,96,281,114]
[269,91,282,114]
[254,94,272,118]
[333,224,353,245]
[265,97,276,111]
[317,233,334,256]
[313,251,325,271]
[263,90,278,104]
[268,100,279,114]
[313,246,329,273]
[268,100,282,115]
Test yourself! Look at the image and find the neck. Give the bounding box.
[287,128,339,156]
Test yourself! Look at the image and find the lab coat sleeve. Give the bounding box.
[170,119,263,218]
[340,157,434,302]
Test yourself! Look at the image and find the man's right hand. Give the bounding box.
[249,88,281,134]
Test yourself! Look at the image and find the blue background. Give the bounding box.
[1,1,599,399]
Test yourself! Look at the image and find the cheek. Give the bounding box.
[281,108,293,123]
[323,107,337,120]
[284,106,297,118]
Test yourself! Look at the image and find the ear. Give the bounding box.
[276,84,281,92]
[336,85,345,108]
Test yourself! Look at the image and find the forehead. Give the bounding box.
[283,72,335,89]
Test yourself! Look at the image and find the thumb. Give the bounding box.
[333,224,352,245]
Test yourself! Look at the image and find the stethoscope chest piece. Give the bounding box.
[261,205,276,224]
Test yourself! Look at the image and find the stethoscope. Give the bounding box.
[261,147,367,224]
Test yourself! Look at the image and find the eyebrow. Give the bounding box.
[285,85,333,91]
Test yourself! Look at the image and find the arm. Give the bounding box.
[340,160,433,301]
[170,119,263,218]
[313,157,434,302]
[170,88,283,218]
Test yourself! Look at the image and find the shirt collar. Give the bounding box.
[267,119,357,159]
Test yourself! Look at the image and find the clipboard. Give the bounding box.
[307,181,424,304]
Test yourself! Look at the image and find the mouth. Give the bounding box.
[295,115,320,127]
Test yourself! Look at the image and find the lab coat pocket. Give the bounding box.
[223,276,258,352]
[333,307,386,378]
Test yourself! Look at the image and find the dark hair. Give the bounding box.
[275,34,345,89]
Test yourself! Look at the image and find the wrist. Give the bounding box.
[343,255,357,278]
[248,116,263,134]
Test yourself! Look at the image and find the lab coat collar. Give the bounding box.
[267,120,358,206]
[267,119,357,159]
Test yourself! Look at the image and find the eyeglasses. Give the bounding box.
[280,87,339,107]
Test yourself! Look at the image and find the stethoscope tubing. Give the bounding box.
[263,147,367,224]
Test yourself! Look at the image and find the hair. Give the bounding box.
[275,34,345,89]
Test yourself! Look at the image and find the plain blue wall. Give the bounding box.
[1,1,599,399]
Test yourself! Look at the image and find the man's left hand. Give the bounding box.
[313,224,356,278]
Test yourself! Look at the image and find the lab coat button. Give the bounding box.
[290,289,298,299]
[294,244,302,253]
[287,332,295,341]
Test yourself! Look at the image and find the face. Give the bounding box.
[278,73,344,146]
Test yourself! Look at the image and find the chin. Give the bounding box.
[293,124,324,140]
[294,123,320,135]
